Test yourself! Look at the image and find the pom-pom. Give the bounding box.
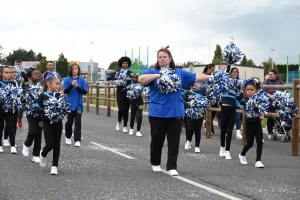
[114,70,131,87]
[44,93,70,124]
[157,66,181,94]
[14,66,23,84]
[126,83,144,100]
[0,83,23,113]
[143,86,150,101]
[23,84,43,117]
[244,90,269,118]
[221,42,243,64]
[185,94,211,120]
[270,91,298,121]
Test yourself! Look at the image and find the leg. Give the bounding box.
[254,122,263,161]
[195,117,204,147]
[52,121,63,167]
[5,112,15,147]
[41,120,55,157]
[32,118,43,157]
[136,104,143,131]
[235,113,242,130]
[220,106,229,147]
[186,117,195,142]
[65,111,75,139]
[225,107,236,151]
[241,121,255,156]
[73,111,82,142]
[117,89,125,123]
[24,115,38,148]
[0,112,5,146]
[267,118,274,134]
[123,95,131,127]
[129,103,137,129]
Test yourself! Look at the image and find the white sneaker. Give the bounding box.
[11,146,17,154]
[219,147,225,157]
[224,151,232,160]
[239,154,248,164]
[116,122,121,131]
[39,150,47,167]
[129,129,134,135]
[195,147,200,153]
[74,141,81,147]
[262,139,265,144]
[136,131,142,137]
[268,134,272,139]
[65,137,72,145]
[22,143,30,157]
[123,127,128,133]
[3,139,9,147]
[32,156,40,163]
[0,146,4,153]
[255,161,265,168]
[236,130,242,139]
[50,166,58,175]
[168,169,179,176]
[184,141,192,150]
[152,165,162,172]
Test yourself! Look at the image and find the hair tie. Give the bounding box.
[29,67,36,73]
[45,72,58,80]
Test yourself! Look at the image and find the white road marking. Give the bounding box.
[90,142,135,159]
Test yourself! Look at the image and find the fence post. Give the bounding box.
[104,84,107,106]
[86,87,90,113]
[107,83,111,117]
[113,87,116,107]
[206,110,212,138]
[96,85,99,115]
[292,80,300,156]
[89,85,93,104]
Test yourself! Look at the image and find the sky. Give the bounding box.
[1,0,299,69]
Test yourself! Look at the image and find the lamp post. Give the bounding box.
[270,49,274,69]
[90,42,94,81]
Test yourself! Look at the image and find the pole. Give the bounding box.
[125,51,126,56]
[270,49,274,70]
[131,48,133,62]
[147,46,149,68]
[139,46,140,64]
[286,56,289,84]
[298,54,300,79]
[209,33,210,63]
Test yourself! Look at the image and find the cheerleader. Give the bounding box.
[107,57,132,133]
[21,67,43,163]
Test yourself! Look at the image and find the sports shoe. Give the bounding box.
[239,154,248,164]
[3,139,9,147]
[123,127,128,133]
[39,150,47,167]
[152,165,162,172]
[184,141,192,150]
[18,119,23,127]
[219,147,225,157]
[22,143,30,156]
[116,122,121,131]
[65,137,72,145]
[255,161,265,168]
[268,133,273,139]
[136,131,142,137]
[224,151,232,160]
[129,129,134,135]
[168,169,179,176]
[195,147,200,153]
[32,156,40,163]
[11,146,17,154]
[262,139,265,144]
[74,141,81,147]
[0,146,4,153]
[50,166,58,175]
[236,130,242,139]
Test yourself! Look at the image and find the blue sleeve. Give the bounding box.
[142,68,158,75]
[178,69,196,87]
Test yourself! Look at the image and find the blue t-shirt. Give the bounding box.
[63,76,88,111]
[143,68,196,118]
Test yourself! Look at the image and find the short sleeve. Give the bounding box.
[179,70,196,87]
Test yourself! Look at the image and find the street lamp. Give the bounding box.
[270,49,274,69]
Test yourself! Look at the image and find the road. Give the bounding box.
[0,106,299,200]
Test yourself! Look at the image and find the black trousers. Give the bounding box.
[267,109,275,134]
[65,110,82,142]
[130,97,143,131]
[149,116,182,170]
[241,120,263,161]
[220,106,236,151]
[4,112,17,139]
[0,111,15,147]
[24,115,43,156]
[18,110,23,120]
[117,88,131,126]
[186,117,204,147]
[41,120,62,167]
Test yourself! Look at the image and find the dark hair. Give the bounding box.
[230,67,239,76]
[68,63,81,76]
[47,61,54,65]
[118,57,132,68]
[14,59,22,63]
[153,49,176,69]
[269,69,278,75]
[131,73,139,78]
[0,65,10,80]
[43,71,59,91]
[203,64,215,74]
[244,77,261,90]
[27,67,40,78]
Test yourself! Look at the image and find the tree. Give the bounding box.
[36,58,48,73]
[245,58,255,66]
[56,53,69,77]
[241,55,247,65]
[108,61,119,71]
[0,45,5,64]
[6,48,36,65]
[212,44,223,64]
[262,57,277,75]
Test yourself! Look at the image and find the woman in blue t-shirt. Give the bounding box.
[139,48,210,176]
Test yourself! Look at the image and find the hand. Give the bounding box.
[72,80,77,87]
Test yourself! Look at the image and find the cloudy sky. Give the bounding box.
[1,0,299,68]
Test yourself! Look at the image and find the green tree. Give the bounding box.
[262,57,277,75]
[246,58,255,66]
[212,44,223,64]
[241,54,247,65]
[0,45,5,63]
[36,58,48,73]
[55,53,69,77]
[108,61,119,71]
[6,48,37,65]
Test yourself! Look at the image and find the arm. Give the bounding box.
[64,84,73,94]
[195,73,210,82]
[76,87,88,95]
[138,74,160,86]
[183,92,190,108]
[34,94,45,114]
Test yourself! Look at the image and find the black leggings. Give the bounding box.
[65,110,82,142]
[220,106,236,151]
[0,111,15,147]
[4,112,17,139]
[186,117,204,147]
[41,120,62,167]
[24,115,43,156]
[130,98,143,131]
[117,88,131,126]
[241,120,263,161]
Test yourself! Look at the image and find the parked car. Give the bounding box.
[96,79,106,85]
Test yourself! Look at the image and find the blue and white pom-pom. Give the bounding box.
[185,94,211,120]
[0,83,23,113]
[222,42,243,64]
[14,66,23,84]
[23,84,43,117]
[114,70,131,87]
[126,83,144,100]
[44,93,71,124]
[143,86,150,101]
[157,66,181,94]
[271,91,298,121]
[244,89,269,118]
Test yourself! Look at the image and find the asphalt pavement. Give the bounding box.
[0,106,299,200]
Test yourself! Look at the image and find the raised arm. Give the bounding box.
[195,73,211,82]
[138,74,160,86]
